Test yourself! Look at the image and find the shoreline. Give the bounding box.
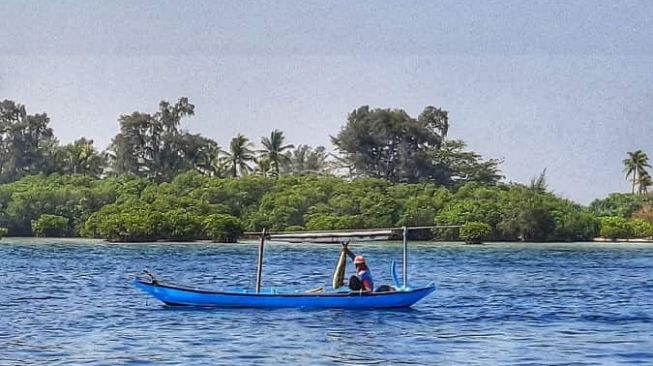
[4,236,653,244]
[591,237,653,243]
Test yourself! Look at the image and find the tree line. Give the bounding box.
[0,172,600,242]
[0,98,501,186]
[0,97,651,242]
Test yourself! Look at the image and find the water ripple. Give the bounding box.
[1,239,653,365]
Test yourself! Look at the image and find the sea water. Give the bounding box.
[1,238,652,365]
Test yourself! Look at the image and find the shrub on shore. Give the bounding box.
[599,216,632,239]
[597,216,653,240]
[459,222,491,244]
[32,214,71,237]
[160,209,203,241]
[203,214,242,243]
[0,172,615,243]
[626,218,653,238]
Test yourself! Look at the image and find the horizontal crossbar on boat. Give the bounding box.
[243,225,462,241]
[270,230,394,240]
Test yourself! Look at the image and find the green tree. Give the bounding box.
[629,218,653,238]
[599,216,632,239]
[391,184,451,227]
[203,214,242,242]
[32,214,71,237]
[589,193,651,218]
[177,133,222,176]
[623,150,650,194]
[430,139,503,186]
[459,222,492,244]
[254,157,273,177]
[107,111,151,176]
[434,184,502,240]
[56,138,105,177]
[332,105,500,186]
[194,139,224,177]
[552,208,599,241]
[418,106,449,141]
[223,134,256,177]
[498,187,556,241]
[0,100,57,182]
[84,204,162,242]
[160,209,203,241]
[108,97,196,181]
[529,169,548,194]
[638,171,652,195]
[260,130,294,177]
[332,106,442,183]
[287,145,329,175]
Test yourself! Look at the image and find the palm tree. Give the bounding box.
[304,145,328,173]
[623,150,651,194]
[255,156,273,177]
[196,141,223,177]
[59,138,105,177]
[529,168,548,194]
[260,130,294,177]
[288,145,329,175]
[638,171,652,195]
[222,134,256,177]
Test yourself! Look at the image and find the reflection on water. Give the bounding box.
[1,239,653,365]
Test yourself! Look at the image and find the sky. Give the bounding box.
[2,0,652,204]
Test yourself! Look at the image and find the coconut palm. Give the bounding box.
[288,145,329,175]
[623,150,651,194]
[195,141,223,177]
[638,171,652,195]
[260,130,294,177]
[255,156,273,177]
[58,138,105,177]
[222,134,256,177]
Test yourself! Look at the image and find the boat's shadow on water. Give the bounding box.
[151,304,425,315]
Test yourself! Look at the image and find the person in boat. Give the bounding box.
[343,245,374,292]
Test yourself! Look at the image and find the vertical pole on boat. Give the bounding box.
[255,228,266,294]
[402,226,408,288]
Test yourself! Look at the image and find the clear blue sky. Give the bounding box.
[2,0,652,203]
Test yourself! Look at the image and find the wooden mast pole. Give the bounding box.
[402,226,408,288]
[255,228,267,294]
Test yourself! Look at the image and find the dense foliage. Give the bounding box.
[0,98,650,242]
[204,214,243,243]
[32,214,71,237]
[0,172,608,242]
[332,106,502,185]
[459,222,492,244]
[590,193,653,218]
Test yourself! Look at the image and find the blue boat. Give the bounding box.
[133,226,437,309]
[133,277,436,309]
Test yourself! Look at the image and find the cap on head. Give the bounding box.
[354,255,366,265]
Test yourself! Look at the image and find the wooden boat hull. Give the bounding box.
[133,279,436,309]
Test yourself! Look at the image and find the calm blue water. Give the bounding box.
[1,238,653,365]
